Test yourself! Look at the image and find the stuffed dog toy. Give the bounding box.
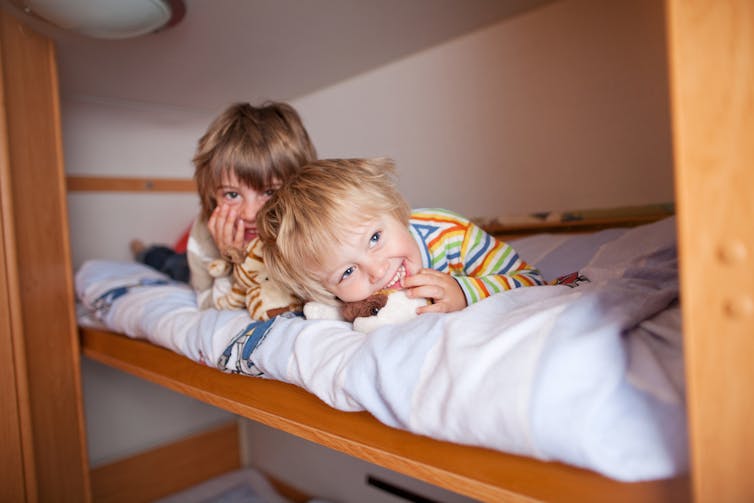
[304,289,429,333]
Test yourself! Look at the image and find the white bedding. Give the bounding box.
[75,217,687,482]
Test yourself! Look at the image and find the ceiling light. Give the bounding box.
[15,0,185,39]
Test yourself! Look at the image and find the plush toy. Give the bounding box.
[209,238,303,320]
[304,289,429,333]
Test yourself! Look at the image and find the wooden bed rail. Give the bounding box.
[476,204,675,240]
[66,175,674,242]
[482,214,673,241]
[66,175,196,193]
[89,421,311,503]
[80,327,690,503]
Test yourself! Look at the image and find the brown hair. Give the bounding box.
[193,102,316,221]
[257,158,411,304]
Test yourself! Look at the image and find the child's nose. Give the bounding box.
[367,259,389,283]
[240,196,264,220]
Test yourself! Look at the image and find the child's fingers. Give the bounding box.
[416,301,452,314]
[220,207,236,236]
[405,269,452,293]
[404,269,466,312]
[207,208,223,244]
[209,205,230,229]
[231,218,245,248]
[402,268,441,288]
[406,283,445,301]
[209,205,239,251]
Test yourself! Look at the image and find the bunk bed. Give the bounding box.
[74,210,689,502]
[2,1,752,502]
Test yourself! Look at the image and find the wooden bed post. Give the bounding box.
[666,0,754,501]
[0,9,91,501]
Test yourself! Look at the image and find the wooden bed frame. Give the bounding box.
[1,1,752,501]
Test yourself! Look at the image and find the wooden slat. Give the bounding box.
[90,420,310,503]
[66,175,196,192]
[666,0,754,501]
[0,135,32,503]
[81,327,690,503]
[90,422,241,503]
[1,10,90,501]
[265,475,311,503]
[482,214,671,241]
[0,11,36,501]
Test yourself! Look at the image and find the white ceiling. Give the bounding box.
[4,0,555,111]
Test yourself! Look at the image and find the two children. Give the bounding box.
[141,101,542,315]
[257,158,545,313]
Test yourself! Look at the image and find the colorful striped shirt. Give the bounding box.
[409,208,545,305]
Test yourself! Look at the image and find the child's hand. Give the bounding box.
[402,269,467,314]
[208,204,245,259]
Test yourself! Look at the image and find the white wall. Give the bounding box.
[64,98,209,269]
[294,0,673,217]
[65,0,673,487]
[82,359,234,467]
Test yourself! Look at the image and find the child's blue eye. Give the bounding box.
[369,231,381,246]
[341,266,355,281]
[225,191,239,200]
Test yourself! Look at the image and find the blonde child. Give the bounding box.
[188,102,316,309]
[256,158,545,314]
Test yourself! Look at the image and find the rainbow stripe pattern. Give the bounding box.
[409,208,545,305]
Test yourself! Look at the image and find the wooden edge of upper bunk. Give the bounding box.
[66,175,196,193]
[80,327,690,503]
[477,205,675,241]
[66,174,675,239]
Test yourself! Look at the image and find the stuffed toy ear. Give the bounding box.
[224,246,246,264]
[341,294,388,322]
[208,244,246,279]
[352,290,428,333]
[208,259,231,278]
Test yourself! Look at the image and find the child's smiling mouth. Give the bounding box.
[383,263,407,290]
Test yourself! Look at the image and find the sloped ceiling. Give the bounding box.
[4,0,555,111]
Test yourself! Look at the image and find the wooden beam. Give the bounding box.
[1,10,90,501]
[66,175,196,193]
[666,0,754,501]
[90,422,241,503]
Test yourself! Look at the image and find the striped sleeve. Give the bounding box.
[410,208,545,305]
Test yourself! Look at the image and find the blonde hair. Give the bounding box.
[257,158,411,304]
[193,102,316,221]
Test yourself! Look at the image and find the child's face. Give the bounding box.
[214,171,281,244]
[315,214,422,303]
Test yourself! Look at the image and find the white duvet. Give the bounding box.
[76,217,687,482]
